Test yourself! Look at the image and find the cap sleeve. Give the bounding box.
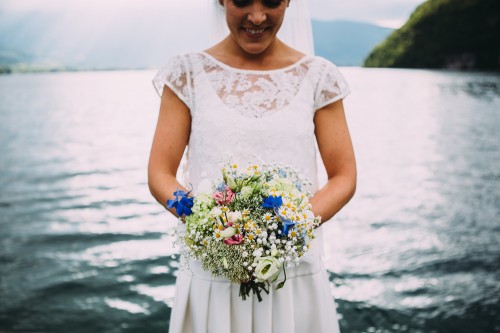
[314,58,351,111]
[152,54,193,109]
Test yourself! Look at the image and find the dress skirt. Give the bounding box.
[168,253,341,333]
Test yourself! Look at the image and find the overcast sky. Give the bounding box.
[1,0,427,28]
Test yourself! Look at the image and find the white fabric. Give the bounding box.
[208,0,315,56]
[153,52,350,333]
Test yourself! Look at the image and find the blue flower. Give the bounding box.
[216,182,227,192]
[273,207,296,237]
[262,195,283,209]
[278,169,287,178]
[167,188,194,216]
[281,220,296,236]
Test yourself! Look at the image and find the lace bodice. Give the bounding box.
[203,53,309,118]
[153,52,350,193]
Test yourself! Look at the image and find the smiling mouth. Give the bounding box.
[243,27,267,36]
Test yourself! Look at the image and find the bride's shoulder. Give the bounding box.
[154,52,208,83]
[307,56,351,109]
[303,56,346,83]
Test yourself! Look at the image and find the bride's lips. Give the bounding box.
[242,27,268,38]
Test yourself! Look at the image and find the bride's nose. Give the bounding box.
[247,6,267,25]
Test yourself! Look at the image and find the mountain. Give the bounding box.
[364,0,500,70]
[0,9,392,72]
[313,20,393,66]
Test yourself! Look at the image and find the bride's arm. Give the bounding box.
[148,85,191,217]
[311,99,357,223]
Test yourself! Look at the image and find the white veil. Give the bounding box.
[208,0,315,56]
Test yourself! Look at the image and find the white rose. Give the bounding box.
[254,256,281,282]
[210,207,222,218]
[220,227,237,239]
[226,211,242,224]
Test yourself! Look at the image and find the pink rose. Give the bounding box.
[224,234,244,245]
[213,187,235,205]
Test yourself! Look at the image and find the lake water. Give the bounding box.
[0,67,499,333]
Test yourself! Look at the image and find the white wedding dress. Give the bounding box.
[153,51,350,333]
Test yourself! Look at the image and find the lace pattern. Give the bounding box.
[203,54,310,118]
[153,53,350,117]
[153,55,194,109]
[314,60,351,110]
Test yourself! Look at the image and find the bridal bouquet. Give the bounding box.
[168,162,321,301]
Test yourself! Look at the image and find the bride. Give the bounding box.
[148,0,357,332]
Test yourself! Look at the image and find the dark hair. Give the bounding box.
[218,0,291,6]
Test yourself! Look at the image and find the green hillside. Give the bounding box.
[364,0,500,69]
